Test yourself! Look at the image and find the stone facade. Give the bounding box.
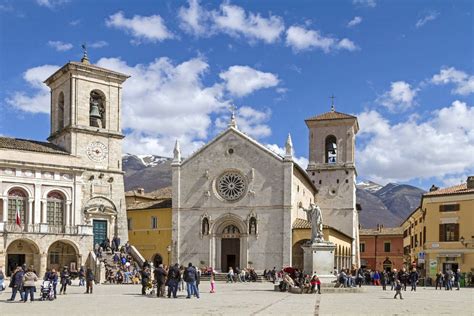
[0,59,129,276]
[172,127,316,271]
[305,110,360,266]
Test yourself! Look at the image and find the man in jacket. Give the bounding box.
[167,263,181,298]
[409,268,419,291]
[59,266,70,295]
[454,269,461,290]
[184,262,200,299]
[154,264,167,297]
[7,266,24,301]
[85,268,94,294]
[140,267,151,295]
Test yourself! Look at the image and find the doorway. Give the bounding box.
[7,254,25,276]
[93,220,108,247]
[221,238,240,272]
[443,262,458,273]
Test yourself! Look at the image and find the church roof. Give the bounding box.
[0,136,68,155]
[127,198,172,211]
[305,110,357,122]
[180,127,317,193]
[359,226,403,236]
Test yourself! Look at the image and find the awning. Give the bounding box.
[436,253,462,258]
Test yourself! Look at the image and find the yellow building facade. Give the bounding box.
[126,189,172,266]
[403,177,474,279]
[292,218,353,272]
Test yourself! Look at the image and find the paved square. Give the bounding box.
[0,282,472,315]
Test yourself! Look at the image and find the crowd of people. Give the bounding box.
[225,267,259,283]
[0,263,95,302]
[263,267,322,294]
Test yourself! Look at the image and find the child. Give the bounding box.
[210,269,216,293]
[394,279,403,299]
[310,274,321,294]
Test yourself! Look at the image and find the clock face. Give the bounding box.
[86,141,108,162]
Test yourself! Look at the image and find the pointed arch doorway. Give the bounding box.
[221,225,241,272]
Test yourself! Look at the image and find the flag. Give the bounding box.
[15,203,21,226]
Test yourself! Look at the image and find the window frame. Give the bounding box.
[383,241,391,253]
[151,216,158,229]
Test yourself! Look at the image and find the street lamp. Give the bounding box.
[167,245,171,266]
[460,236,465,246]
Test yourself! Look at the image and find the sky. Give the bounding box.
[0,0,473,190]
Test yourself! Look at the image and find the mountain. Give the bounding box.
[122,154,172,192]
[121,155,425,228]
[357,182,425,229]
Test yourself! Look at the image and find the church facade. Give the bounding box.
[171,120,316,272]
[0,56,129,276]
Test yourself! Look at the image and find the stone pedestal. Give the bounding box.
[302,241,336,284]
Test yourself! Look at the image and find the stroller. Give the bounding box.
[40,280,54,301]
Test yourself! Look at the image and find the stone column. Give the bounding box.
[34,183,41,224]
[0,197,4,222]
[28,199,34,226]
[41,200,47,223]
[66,202,72,226]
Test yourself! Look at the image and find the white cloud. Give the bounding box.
[89,41,109,48]
[431,67,474,96]
[105,11,174,43]
[377,81,418,112]
[347,16,362,28]
[416,11,440,28]
[266,143,309,168]
[352,0,376,7]
[36,0,69,9]
[178,0,211,36]
[211,3,285,43]
[357,100,474,184]
[69,19,80,26]
[215,106,272,139]
[6,65,60,113]
[219,65,279,97]
[285,25,358,53]
[48,40,73,52]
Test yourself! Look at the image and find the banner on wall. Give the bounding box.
[429,259,437,276]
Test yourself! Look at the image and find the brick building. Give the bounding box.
[359,226,404,271]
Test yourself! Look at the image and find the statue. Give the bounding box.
[301,203,324,243]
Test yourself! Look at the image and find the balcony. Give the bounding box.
[0,222,92,236]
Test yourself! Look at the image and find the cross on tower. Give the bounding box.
[329,94,336,111]
[229,104,237,116]
[228,104,238,128]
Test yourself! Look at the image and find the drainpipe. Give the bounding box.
[374,235,378,270]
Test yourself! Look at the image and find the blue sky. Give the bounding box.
[0,0,473,190]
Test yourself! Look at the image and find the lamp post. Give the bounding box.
[167,245,171,266]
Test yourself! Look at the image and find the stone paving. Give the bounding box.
[0,281,472,316]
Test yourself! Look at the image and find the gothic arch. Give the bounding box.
[325,135,338,164]
[211,213,247,236]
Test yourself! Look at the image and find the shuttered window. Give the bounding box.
[439,223,459,242]
[439,204,460,212]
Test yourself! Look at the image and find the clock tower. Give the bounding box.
[44,52,130,243]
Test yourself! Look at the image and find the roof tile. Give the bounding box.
[0,137,68,155]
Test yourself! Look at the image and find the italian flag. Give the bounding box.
[16,203,21,226]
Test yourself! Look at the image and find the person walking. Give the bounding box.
[444,270,452,290]
[78,266,85,287]
[154,264,167,297]
[210,269,216,293]
[390,269,398,290]
[393,279,403,299]
[22,266,38,302]
[409,268,418,291]
[435,271,443,290]
[167,263,181,298]
[227,267,234,283]
[399,268,408,291]
[373,270,381,286]
[48,268,59,299]
[184,262,200,299]
[59,266,70,295]
[381,270,388,290]
[140,267,151,295]
[8,267,25,301]
[454,269,461,290]
[85,268,94,294]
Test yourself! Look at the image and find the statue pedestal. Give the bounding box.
[302,241,337,284]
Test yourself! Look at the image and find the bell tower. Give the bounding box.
[44,49,129,171]
[305,103,360,266]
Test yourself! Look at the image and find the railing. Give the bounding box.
[0,222,89,235]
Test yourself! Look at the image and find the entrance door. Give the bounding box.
[93,220,108,247]
[221,238,240,272]
[7,254,25,276]
[443,263,458,273]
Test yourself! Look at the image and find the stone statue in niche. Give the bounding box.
[249,217,257,235]
[202,217,209,236]
[301,203,324,243]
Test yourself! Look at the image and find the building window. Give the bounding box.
[384,242,391,252]
[439,204,460,212]
[7,188,27,225]
[403,229,408,238]
[127,218,132,230]
[49,252,60,265]
[359,243,365,253]
[47,191,65,226]
[423,226,426,245]
[439,223,459,242]
[151,216,158,229]
[414,234,418,247]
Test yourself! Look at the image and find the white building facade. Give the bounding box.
[0,57,129,276]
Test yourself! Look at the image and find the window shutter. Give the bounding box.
[439,224,445,242]
[454,224,459,241]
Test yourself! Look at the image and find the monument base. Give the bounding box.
[302,241,337,284]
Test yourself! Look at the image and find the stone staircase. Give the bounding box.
[200,272,267,282]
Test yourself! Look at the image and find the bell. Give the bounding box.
[90,101,101,119]
[326,142,337,154]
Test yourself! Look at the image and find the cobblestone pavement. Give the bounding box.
[0,282,472,316]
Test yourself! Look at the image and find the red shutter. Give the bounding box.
[439,224,445,242]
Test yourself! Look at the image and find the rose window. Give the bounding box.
[216,171,247,201]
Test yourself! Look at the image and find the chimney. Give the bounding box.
[467,176,474,189]
[376,224,380,231]
[136,188,145,195]
[429,185,439,192]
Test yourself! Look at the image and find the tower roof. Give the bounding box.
[305,110,357,122]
